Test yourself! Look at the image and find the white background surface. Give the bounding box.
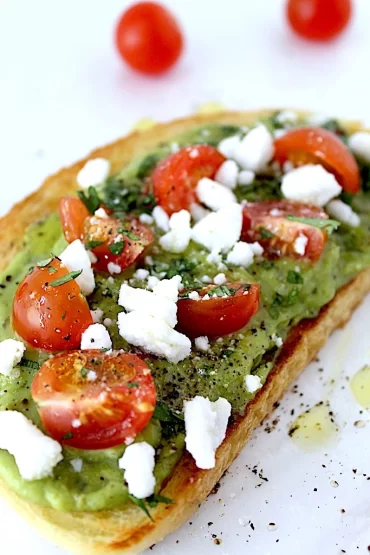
[1,0,370,553]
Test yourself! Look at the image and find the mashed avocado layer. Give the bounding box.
[1,116,370,512]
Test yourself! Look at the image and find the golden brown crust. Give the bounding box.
[0,109,367,554]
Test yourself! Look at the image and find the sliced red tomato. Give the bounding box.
[177,282,260,338]
[152,145,226,215]
[13,258,92,351]
[242,200,328,262]
[274,127,360,193]
[31,350,156,449]
[84,214,154,273]
[287,0,352,42]
[59,197,90,243]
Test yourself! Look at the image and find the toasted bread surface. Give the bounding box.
[0,110,367,555]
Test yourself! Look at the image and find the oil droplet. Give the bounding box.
[132,118,157,131]
[288,401,339,451]
[196,101,226,115]
[350,365,370,409]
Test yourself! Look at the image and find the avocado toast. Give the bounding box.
[1,109,370,553]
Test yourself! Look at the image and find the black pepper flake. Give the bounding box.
[208,522,213,527]
[250,522,255,530]
[213,538,222,545]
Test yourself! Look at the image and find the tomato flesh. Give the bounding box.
[177,282,260,338]
[115,2,184,74]
[13,259,93,351]
[32,350,156,449]
[152,145,226,215]
[242,200,328,262]
[287,0,352,41]
[274,127,360,193]
[59,197,90,243]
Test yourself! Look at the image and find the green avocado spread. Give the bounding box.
[1,113,370,514]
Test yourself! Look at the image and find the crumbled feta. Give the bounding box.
[275,110,297,125]
[238,169,255,185]
[77,158,110,189]
[217,135,241,158]
[190,202,211,222]
[271,333,283,348]
[59,240,95,296]
[119,442,155,499]
[188,291,200,300]
[293,234,308,255]
[283,160,294,173]
[226,241,254,267]
[194,336,210,351]
[139,213,154,225]
[184,396,231,469]
[0,339,25,378]
[191,204,243,253]
[88,250,97,264]
[215,160,239,189]
[201,275,212,283]
[0,411,63,480]
[94,207,109,219]
[273,129,287,140]
[152,206,170,232]
[245,374,262,393]
[107,262,122,275]
[160,209,191,253]
[348,131,370,162]
[72,418,81,428]
[170,142,179,153]
[189,147,199,158]
[281,164,342,206]
[249,241,264,256]
[90,308,104,323]
[70,458,83,472]
[326,199,360,227]
[118,312,191,363]
[81,323,112,350]
[206,250,222,265]
[196,178,237,211]
[145,256,154,266]
[152,275,182,301]
[213,273,227,285]
[134,268,149,280]
[87,370,97,381]
[233,125,274,172]
[147,275,160,290]
[119,284,177,327]
[103,318,113,327]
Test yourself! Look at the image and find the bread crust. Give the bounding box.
[0,110,367,554]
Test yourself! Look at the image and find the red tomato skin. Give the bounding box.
[59,197,90,243]
[274,127,360,193]
[242,200,328,262]
[32,351,156,450]
[177,283,260,338]
[115,2,183,74]
[12,259,93,352]
[152,145,226,215]
[287,0,352,41]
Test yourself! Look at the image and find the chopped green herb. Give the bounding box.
[19,358,40,371]
[36,257,54,268]
[80,367,89,378]
[50,270,82,287]
[259,227,275,239]
[268,293,283,319]
[47,266,57,274]
[109,241,125,255]
[208,285,236,298]
[166,259,196,279]
[61,311,67,320]
[128,494,153,521]
[127,381,139,388]
[286,216,340,234]
[85,240,104,250]
[27,266,35,275]
[119,229,140,241]
[153,402,184,438]
[77,186,101,214]
[103,176,156,216]
[284,287,299,306]
[137,153,161,179]
[147,494,175,508]
[62,432,73,440]
[287,270,303,284]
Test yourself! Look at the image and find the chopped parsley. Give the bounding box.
[19,358,40,371]
[287,270,303,284]
[47,266,57,274]
[50,270,82,287]
[147,494,175,508]
[259,227,275,239]
[153,402,184,438]
[36,257,54,268]
[286,216,341,234]
[208,285,236,298]
[103,176,155,216]
[127,381,139,388]
[80,367,89,378]
[117,229,140,241]
[109,241,125,255]
[62,432,73,440]
[77,186,101,214]
[128,494,153,521]
[85,240,104,250]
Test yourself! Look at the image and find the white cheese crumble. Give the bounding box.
[77,158,110,189]
[119,284,177,327]
[218,135,242,158]
[139,213,154,225]
[196,177,237,211]
[249,241,264,256]
[226,241,254,267]
[348,131,370,163]
[293,234,308,255]
[147,275,160,290]
[245,374,262,393]
[184,396,231,469]
[134,268,149,280]
[90,308,104,323]
[275,110,297,125]
[80,323,112,350]
[215,160,239,189]
[326,199,360,227]
[281,164,342,206]
[191,204,243,253]
[0,339,25,378]
[271,333,283,348]
[233,125,274,172]
[107,262,122,275]
[190,202,211,222]
[119,442,155,499]
[87,370,97,381]
[188,291,200,300]
[94,207,109,219]
[152,206,170,232]
[159,209,191,253]
[238,169,255,185]
[201,275,212,283]
[0,411,63,480]
[213,273,227,285]
[70,458,83,473]
[152,275,182,301]
[59,239,95,296]
[194,336,210,351]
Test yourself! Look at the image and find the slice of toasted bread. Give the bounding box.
[0,110,368,555]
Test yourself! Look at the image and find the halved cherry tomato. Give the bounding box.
[274,127,360,193]
[59,197,90,243]
[115,2,184,75]
[13,258,92,351]
[152,145,226,215]
[177,282,260,338]
[242,200,328,262]
[84,214,154,273]
[31,350,156,449]
[287,0,352,42]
